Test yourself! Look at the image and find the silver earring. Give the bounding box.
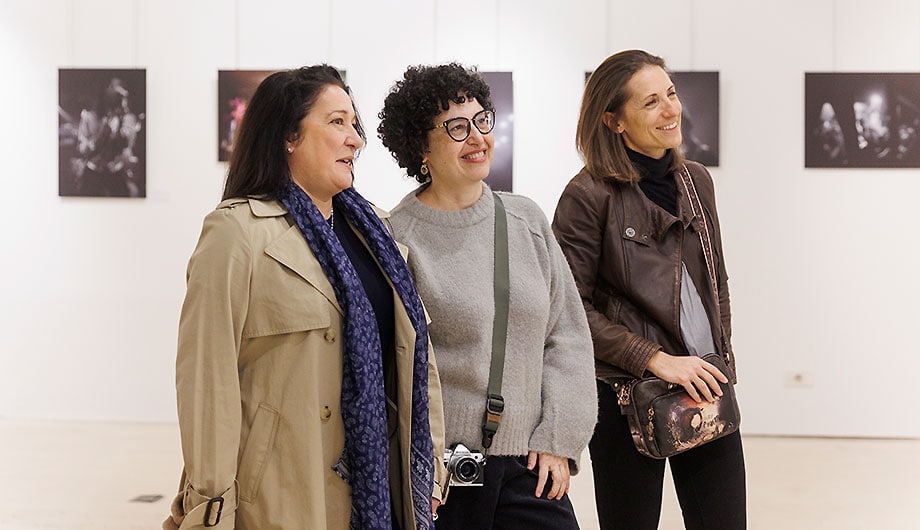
[420,162,429,175]
[286,146,294,154]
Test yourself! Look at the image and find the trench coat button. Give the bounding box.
[625,227,636,238]
[324,329,336,343]
[320,406,332,421]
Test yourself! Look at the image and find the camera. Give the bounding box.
[443,443,486,486]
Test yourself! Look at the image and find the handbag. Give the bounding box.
[613,353,740,459]
[613,165,740,459]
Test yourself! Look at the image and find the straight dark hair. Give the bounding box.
[222,65,365,200]
[578,50,684,184]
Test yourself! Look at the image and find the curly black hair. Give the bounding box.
[377,63,493,183]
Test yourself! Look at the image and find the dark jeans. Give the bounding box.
[435,455,580,530]
[590,380,747,530]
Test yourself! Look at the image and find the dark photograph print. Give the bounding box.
[218,70,275,161]
[671,71,719,167]
[806,73,920,168]
[481,71,513,192]
[58,68,146,197]
[585,70,719,166]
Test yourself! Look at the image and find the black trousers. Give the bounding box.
[435,455,580,530]
[590,380,747,530]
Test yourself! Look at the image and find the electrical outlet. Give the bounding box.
[784,371,814,388]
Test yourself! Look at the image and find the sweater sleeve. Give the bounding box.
[525,205,598,472]
[174,207,249,529]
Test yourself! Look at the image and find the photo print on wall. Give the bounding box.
[218,69,276,161]
[805,73,920,168]
[481,71,513,192]
[671,71,719,167]
[585,70,720,167]
[58,68,146,197]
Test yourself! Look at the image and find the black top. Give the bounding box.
[630,147,678,217]
[332,209,396,358]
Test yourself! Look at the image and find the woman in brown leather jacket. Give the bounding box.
[552,50,746,530]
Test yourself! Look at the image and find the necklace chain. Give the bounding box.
[327,205,334,229]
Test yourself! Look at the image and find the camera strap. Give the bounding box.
[482,191,508,449]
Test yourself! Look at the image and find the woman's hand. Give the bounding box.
[526,451,571,500]
[646,350,728,403]
[161,492,184,530]
[432,497,441,521]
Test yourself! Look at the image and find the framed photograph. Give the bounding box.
[481,71,513,192]
[805,73,920,168]
[671,71,719,167]
[218,70,275,161]
[584,70,720,166]
[58,68,146,197]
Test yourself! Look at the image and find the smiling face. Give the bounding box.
[286,84,363,202]
[423,96,494,189]
[609,65,682,159]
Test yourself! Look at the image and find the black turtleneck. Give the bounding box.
[628,147,678,217]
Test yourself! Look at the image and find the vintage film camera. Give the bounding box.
[443,443,485,486]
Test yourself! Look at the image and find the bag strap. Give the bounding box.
[677,165,732,366]
[482,191,508,449]
[677,165,718,298]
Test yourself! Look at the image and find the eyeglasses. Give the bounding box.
[432,109,495,142]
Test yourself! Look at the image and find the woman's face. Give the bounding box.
[423,96,494,188]
[287,85,364,202]
[609,65,682,159]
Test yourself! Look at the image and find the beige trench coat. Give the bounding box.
[170,198,447,530]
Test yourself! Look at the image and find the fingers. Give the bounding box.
[532,453,571,500]
[706,363,730,384]
[683,380,703,402]
[526,451,538,470]
[699,370,723,398]
[534,455,549,498]
[669,357,727,403]
[547,463,570,500]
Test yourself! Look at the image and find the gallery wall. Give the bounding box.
[1,0,918,438]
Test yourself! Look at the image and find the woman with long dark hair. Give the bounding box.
[164,65,446,530]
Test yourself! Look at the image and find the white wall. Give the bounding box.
[1,0,918,437]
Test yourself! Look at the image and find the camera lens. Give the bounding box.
[455,457,479,482]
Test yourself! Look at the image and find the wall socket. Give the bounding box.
[784,371,814,388]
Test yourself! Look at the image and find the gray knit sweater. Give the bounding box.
[390,184,597,467]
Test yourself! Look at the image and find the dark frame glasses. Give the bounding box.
[431,109,496,142]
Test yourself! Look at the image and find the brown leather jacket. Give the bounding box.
[552,161,736,383]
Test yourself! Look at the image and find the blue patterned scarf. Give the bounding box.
[281,182,434,530]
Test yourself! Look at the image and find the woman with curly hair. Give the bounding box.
[377,63,597,529]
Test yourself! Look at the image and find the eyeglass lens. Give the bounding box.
[444,110,495,141]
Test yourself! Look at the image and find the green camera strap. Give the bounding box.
[482,191,508,449]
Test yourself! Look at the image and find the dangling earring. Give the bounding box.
[420,162,429,175]
[286,146,294,154]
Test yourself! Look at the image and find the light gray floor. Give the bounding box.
[1,419,916,529]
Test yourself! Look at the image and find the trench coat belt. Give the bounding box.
[182,481,238,528]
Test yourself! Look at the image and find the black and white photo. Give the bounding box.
[805,72,920,168]
[671,71,720,167]
[58,68,146,197]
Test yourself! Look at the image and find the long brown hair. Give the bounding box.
[577,50,684,184]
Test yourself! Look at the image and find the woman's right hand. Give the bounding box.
[645,351,728,403]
